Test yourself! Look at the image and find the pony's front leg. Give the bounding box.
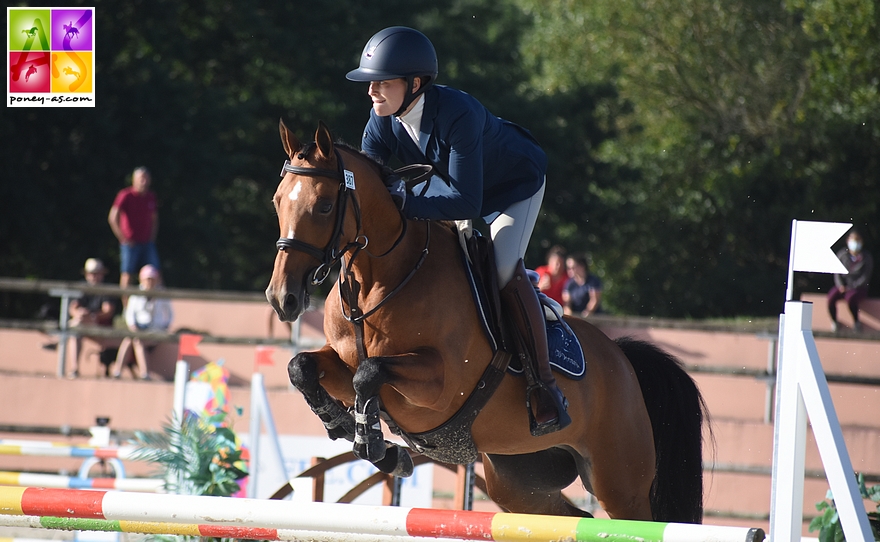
[351,355,390,463]
[351,349,444,477]
[288,347,356,442]
[350,355,415,477]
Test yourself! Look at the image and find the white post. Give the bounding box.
[770,302,873,542]
[248,376,263,498]
[170,360,189,494]
[291,317,302,357]
[254,373,289,484]
[247,372,290,499]
[769,307,808,541]
[785,219,798,302]
[172,360,189,426]
[794,302,873,542]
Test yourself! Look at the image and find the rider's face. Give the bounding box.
[368,79,408,117]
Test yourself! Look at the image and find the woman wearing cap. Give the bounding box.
[112,264,173,380]
[346,27,568,435]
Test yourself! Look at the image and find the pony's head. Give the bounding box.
[266,120,346,321]
[267,120,405,322]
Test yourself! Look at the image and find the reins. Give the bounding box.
[339,223,430,324]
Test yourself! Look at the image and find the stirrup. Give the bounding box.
[525,382,572,437]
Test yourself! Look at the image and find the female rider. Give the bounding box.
[346,26,569,436]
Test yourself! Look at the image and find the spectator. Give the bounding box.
[562,254,603,318]
[828,229,873,333]
[108,167,160,291]
[535,245,568,304]
[112,265,172,380]
[67,258,119,378]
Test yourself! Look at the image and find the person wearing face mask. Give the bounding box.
[346,27,569,436]
[827,229,873,333]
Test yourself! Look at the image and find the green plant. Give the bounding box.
[133,411,248,498]
[809,473,880,542]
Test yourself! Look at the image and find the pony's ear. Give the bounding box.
[314,121,334,162]
[279,118,302,158]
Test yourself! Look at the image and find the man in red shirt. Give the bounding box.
[108,167,160,290]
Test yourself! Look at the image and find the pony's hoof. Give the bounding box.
[371,444,414,478]
[390,446,414,477]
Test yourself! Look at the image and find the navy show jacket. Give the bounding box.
[361,85,547,222]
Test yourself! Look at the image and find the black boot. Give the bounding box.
[501,260,571,436]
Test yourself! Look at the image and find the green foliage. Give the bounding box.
[515,0,880,317]
[132,411,247,498]
[809,473,880,541]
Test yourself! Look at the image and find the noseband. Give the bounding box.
[276,144,363,286]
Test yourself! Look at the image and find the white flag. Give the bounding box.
[791,220,850,274]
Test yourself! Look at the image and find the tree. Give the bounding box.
[516,0,880,316]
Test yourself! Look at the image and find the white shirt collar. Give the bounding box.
[396,94,425,146]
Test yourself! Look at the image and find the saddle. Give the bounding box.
[457,226,586,380]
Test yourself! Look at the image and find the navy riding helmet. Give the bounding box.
[346,26,438,116]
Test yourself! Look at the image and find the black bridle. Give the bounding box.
[276,144,364,286]
[276,142,431,366]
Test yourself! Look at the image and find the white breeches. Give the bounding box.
[490,180,545,286]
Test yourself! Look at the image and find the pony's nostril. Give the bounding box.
[285,293,299,315]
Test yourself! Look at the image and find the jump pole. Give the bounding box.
[0,441,137,460]
[0,514,465,542]
[0,486,765,542]
[0,472,162,492]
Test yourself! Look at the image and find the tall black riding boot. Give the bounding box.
[501,259,571,436]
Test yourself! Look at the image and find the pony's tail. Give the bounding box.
[615,336,710,524]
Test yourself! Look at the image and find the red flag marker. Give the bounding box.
[178,333,202,359]
[254,346,276,367]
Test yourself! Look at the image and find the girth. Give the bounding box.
[381,348,511,465]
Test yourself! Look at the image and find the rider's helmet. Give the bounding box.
[346,26,438,116]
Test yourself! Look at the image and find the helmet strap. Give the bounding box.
[394,76,432,117]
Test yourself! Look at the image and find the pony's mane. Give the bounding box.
[334,140,395,187]
[297,137,393,187]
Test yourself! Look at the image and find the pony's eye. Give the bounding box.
[318,201,333,215]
